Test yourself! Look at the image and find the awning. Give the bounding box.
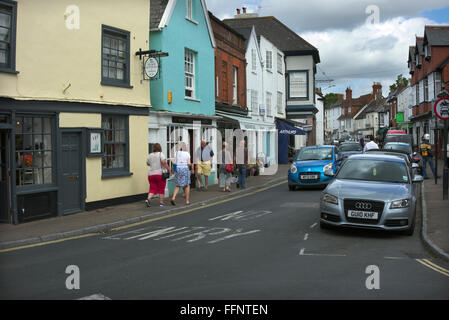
[377,127,389,135]
[277,119,306,135]
[216,112,276,131]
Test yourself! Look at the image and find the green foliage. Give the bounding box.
[390,74,409,92]
[324,93,340,109]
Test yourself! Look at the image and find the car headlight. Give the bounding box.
[290,164,297,174]
[323,163,333,172]
[323,193,338,205]
[390,199,410,209]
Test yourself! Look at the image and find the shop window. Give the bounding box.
[102,115,129,175]
[15,116,53,186]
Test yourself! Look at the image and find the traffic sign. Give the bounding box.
[434,97,449,120]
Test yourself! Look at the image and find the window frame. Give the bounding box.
[266,51,272,71]
[266,91,272,117]
[186,0,193,20]
[101,114,130,178]
[288,70,309,100]
[434,72,442,97]
[277,91,283,114]
[185,48,196,99]
[424,77,429,102]
[232,66,238,105]
[0,0,18,74]
[101,25,132,89]
[277,52,283,74]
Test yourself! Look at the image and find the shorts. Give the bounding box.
[197,161,211,176]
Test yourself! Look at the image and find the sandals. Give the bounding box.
[170,199,176,206]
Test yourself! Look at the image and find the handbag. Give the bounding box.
[225,164,234,173]
[159,153,170,180]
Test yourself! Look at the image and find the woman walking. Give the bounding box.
[171,142,194,206]
[146,143,170,207]
[219,142,233,192]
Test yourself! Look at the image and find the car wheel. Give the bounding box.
[402,219,415,236]
[320,221,331,230]
[288,184,296,191]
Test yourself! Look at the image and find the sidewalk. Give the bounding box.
[0,165,290,250]
[421,159,449,262]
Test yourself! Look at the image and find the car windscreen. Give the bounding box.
[383,143,412,154]
[339,143,362,152]
[294,148,333,161]
[336,159,409,183]
[384,134,413,145]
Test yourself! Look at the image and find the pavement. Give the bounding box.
[421,159,449,262]
[0,165,290,250]
[1,159,448,265]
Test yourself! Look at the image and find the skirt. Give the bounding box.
[148,175,166,195]
[175,167,191,187]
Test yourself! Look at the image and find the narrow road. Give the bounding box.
[1,183,448,299]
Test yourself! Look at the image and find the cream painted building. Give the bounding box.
[0,0,151,224]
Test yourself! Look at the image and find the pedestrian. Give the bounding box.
[146,143,171,207]
[219,142,233,192]
[235,139,249,189]
[171,142,194,206]
[195,140,214,191]
[363,137,379,153]
[359,137,365,149]
[420,133,437,180]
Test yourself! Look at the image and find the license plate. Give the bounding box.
[348,210,378,220]
[300,175,319,180]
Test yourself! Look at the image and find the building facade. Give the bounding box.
[149,0,218,194]
[0,0,151,223]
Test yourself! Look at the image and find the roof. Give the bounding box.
[223,16,320,63]
[415,37,424,56]
[150,0,169,30]
[354,97,387,120]
[209,11,246,41]
[230,26,253,49]
[408,46,416,63]
[424,26,449,46]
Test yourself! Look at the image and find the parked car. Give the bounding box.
[319,153,423,235]
[288,146,341,191]
[338,142,363,161]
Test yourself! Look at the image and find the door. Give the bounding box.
[0,130,10,222]
[61,132,83,215]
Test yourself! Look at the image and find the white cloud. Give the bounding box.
[303,16,438,97]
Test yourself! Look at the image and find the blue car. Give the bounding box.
[288,146,341,190]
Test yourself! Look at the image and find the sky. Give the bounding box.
[206,0,449,98]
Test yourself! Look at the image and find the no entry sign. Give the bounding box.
[434,97,449,120]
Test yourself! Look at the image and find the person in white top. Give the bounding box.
[363,138,379,153]
[171,142,194,206]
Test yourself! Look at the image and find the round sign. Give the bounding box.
[145,57,159,78]
[434,97,449,120]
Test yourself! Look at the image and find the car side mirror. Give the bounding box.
[412,175,424,183]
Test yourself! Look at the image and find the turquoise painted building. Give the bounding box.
[148,0,218,195]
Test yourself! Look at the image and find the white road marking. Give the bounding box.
[209,211,243,221]
[304,233,309,241]
[384,256,406,260]
[102,228,147,240]
[78,293,111,300]
[209,210,272,222]
[299,248,346,257]
[310,223,317,229]
[207,229,260,244]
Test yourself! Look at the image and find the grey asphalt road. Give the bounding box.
[1,183,448,300]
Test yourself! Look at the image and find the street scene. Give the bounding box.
[0,0,449,308]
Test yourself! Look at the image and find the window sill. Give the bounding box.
[185,97,201,103]
[0,68,19,75]
[251,71,257,75]
[266,69,273,74]
[102,171,133,179]
[186,18,198,25]
[101,81,133,89]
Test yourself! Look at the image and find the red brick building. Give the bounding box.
[408,26,449,155]
[209,11,247,134]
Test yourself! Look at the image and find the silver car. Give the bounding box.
[319,154,423,236]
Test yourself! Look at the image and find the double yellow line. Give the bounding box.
[0,181,286,253]
[416,259,449,278]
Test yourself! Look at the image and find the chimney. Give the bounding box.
[372,82,382,100]
[236,8,240,15]
[242,7,247,14]
[346,87,352,101]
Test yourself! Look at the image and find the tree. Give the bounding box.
[389,74,409,92]
[324,93,340,109]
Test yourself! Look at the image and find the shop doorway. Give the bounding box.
[60,131,83,215]
[0,130,11,222]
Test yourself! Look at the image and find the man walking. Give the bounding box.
[235,139,249,189]
[195,140,214,190]
[420,134,437,180]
